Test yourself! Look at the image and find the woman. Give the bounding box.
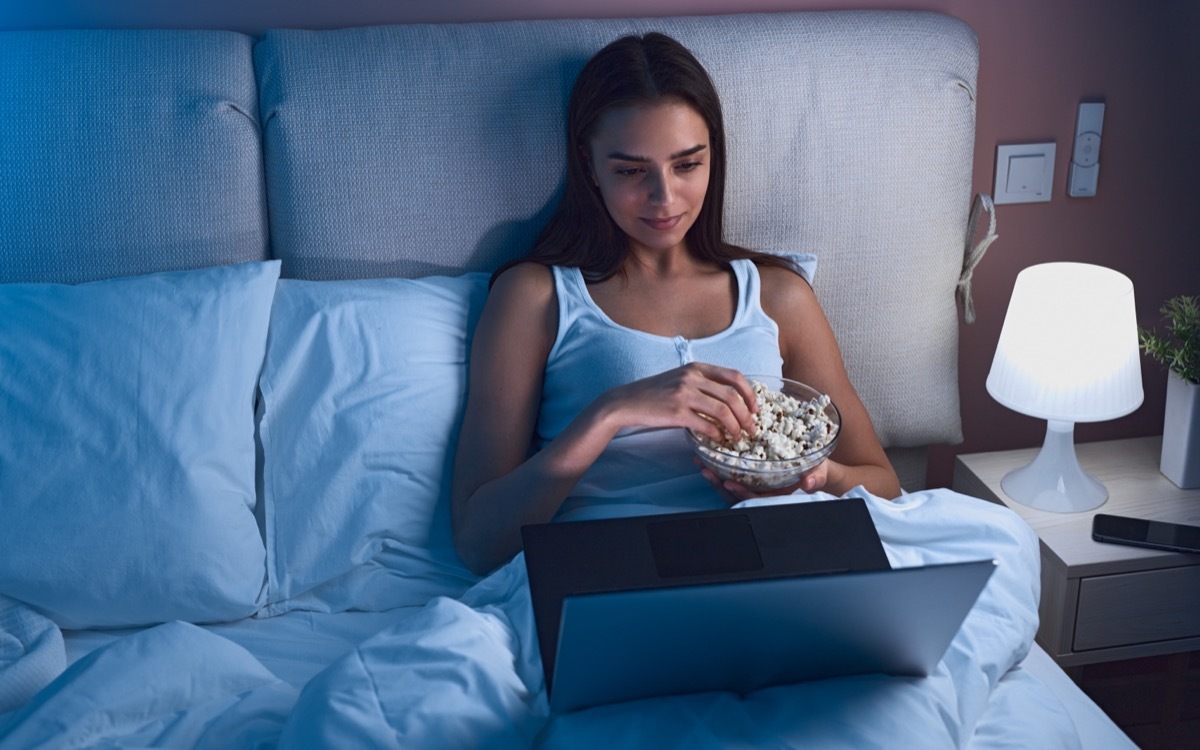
[451,32,899,576]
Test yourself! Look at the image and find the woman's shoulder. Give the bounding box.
[478,262,559,351]
[485,262,560,332]
[755,261,818,314]
[491,261,556,300]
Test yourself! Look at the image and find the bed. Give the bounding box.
[0,10,1136,748]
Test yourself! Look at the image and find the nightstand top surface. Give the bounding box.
[955,436,1200,576]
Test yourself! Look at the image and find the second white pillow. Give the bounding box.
[258,274,488,615]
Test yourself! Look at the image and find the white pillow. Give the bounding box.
[0,261,280,629]
[258,274,486,616]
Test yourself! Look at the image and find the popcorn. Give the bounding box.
[709,380,836,459]
[691,379,839,490]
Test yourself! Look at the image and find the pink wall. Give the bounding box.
[5,0,1198,487]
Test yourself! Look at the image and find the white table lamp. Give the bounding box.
[986,262,1144,512]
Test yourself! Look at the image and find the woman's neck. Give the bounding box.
[620,243,716,281]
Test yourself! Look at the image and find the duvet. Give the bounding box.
[0,489,1081,749]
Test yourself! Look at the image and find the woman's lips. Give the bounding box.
[641,215,682,230]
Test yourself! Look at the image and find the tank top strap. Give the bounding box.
[551,264,589,312]
[549,265,589,356]
[731,258,772,327]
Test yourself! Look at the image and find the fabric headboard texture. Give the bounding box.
[253,11,979,459]
[0,11,980,486]
[0,30,269,283]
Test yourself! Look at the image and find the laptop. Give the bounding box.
[521,499,995,713]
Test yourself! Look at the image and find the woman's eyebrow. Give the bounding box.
[606,144,708,161]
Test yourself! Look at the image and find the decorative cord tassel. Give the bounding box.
[958,193,999,324]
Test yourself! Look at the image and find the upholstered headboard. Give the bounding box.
[0,30,268,282]
[0,11,980,489]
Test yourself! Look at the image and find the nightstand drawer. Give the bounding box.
[1073,566,1200,651]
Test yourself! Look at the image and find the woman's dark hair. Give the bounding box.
[492,32,791,285]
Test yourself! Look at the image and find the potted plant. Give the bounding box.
[1139,294,1199,488]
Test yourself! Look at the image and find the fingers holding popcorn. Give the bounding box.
[605,363,758,441]
[689,377,840,493]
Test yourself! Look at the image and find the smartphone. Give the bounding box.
[1092,513,1200,555]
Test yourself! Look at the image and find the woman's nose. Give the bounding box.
[647,170,673,205]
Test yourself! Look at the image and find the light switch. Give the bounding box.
[993,143,1056,204]
[1007,154,1046,194]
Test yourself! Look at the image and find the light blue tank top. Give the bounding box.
[538,258,786,520]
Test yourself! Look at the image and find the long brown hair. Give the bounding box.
[492,32,791,285]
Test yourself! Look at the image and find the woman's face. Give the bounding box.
[586,100,711,258]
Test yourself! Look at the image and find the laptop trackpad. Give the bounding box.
[647,513,764,578]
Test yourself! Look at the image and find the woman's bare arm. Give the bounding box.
[758,265,901,499]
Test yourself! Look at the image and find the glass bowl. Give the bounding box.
[687,375,841,491]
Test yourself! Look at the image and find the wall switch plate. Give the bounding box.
[993,143,1056,204]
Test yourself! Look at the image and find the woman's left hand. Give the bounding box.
[698,458,832,503]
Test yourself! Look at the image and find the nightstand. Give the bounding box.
[954,435,1200,668]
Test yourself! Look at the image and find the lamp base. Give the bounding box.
[1000,420,1107,513]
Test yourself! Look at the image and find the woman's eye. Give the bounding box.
[614,166,643,177]
[676,160,703,172]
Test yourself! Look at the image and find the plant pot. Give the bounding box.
[1161,371,1200,488]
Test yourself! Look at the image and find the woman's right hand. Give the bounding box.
[597,362,759,443]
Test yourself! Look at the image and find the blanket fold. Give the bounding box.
[0,595,66,714]
[0,621,296,750]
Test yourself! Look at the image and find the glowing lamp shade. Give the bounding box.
[986,263,1143,512]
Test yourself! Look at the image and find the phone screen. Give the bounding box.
[1093,513,1200,554]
